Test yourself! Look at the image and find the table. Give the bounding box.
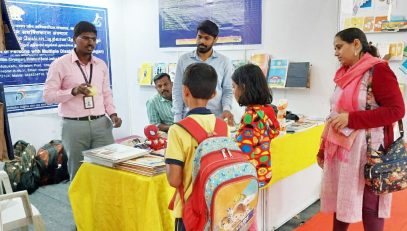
[69,125,324,231]
[257,125,324,230]
[69,163,175,231]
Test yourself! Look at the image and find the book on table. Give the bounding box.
[116,154,166,176]
[82,143,149,167]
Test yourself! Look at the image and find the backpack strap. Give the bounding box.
[177,117,227,144]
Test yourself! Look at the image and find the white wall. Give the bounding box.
[8,0,344,148]
[8,0,129,149]
[123,0,339,135]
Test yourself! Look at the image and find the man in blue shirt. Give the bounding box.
[172,20,234,125]
[146,73,174,132]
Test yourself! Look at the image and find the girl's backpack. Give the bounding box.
[170,117,259,230]
[35,140,69,185]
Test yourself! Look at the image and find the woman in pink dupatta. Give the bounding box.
[317,28,405,231]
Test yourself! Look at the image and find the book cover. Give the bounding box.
[232,60,246,70]
[138,63,153,85]
[285,62,310,88]
[400,59,407,75]
[351,17,364,30]
[249,53,270,77]
[374,16,388,32]
[388,42,404,61]
[363,16,375,32]
[153,63,167,78]
[82,143,148,163]
[167,63,177,82]
[267,59,289,88]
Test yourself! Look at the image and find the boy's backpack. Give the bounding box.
[35,140,69,185]
[171,117,259,231]
[3,140,40,194]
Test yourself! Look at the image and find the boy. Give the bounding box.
[165,62,224,231]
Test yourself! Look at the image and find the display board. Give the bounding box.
[339,0,407,32]
[0,1,110,113]
[1,0,21,50]
[158,0,262,48]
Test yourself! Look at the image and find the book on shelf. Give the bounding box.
[267,59,289,88]
[167,63,177,82]
[138,63,153,85]
[82,143,149,167]
[249,53,270,78]
[153,63,167,78]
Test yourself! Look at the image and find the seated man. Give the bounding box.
[146,73,174,132]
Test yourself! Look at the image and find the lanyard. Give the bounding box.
[75,60,93,84]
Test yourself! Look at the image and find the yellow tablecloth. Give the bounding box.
[68,163,175,231]
[269,124,324,186]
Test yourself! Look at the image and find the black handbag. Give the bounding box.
[364,75,407,195]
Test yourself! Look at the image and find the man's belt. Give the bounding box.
[63,115,105,121]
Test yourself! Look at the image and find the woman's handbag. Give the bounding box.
[364,75,407,194]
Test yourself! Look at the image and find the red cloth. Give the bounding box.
[348,62,405,148]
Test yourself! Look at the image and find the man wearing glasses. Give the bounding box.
[44,21,122,180]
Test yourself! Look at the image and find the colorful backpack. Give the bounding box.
[35,140,69,185]
[3,140,40,194]
[171,117,259,231]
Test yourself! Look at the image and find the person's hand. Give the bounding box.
[221,110,235,126]
[327,112,349,132]
[317,149,324,169]
[317,155,324,169]
[72,83,91,96]
[110,114,122,128]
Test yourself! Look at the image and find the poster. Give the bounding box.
[0,1,110,113]
[159,0,262,48]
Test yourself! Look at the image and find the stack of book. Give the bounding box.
[83,143,149,167]
[116,154,166,176]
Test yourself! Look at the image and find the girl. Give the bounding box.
[233,64,280,187]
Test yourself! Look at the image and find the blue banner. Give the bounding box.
[159,0,262,48]
[0,1,110,113]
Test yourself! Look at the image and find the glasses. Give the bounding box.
[78,36,97,42]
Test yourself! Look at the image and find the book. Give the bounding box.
[374,16,388,32]
[285,62,310,88]
[167,63,177,82]
[400,59,407,75]
[363,16,375,32]
[138,63,153,85]
[286,119,322,133]
[116,154,166,176]
[153,63,167,78]
[232,60,246,70]
[249,53,270,77]
[267,59,289,88]
[82,143,149,166]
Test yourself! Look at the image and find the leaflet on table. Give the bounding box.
[82,143,149,163]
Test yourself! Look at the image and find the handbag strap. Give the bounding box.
[365,70,404,157]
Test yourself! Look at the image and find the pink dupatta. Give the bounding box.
[323,53,383,161]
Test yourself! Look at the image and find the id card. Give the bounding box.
[83,96,94,109]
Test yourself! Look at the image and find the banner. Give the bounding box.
[159,0,262,48]
[0,1,110,113]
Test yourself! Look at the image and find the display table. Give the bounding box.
[257,124,324,230]
[68,163,175,231]
[69,125,323,231]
